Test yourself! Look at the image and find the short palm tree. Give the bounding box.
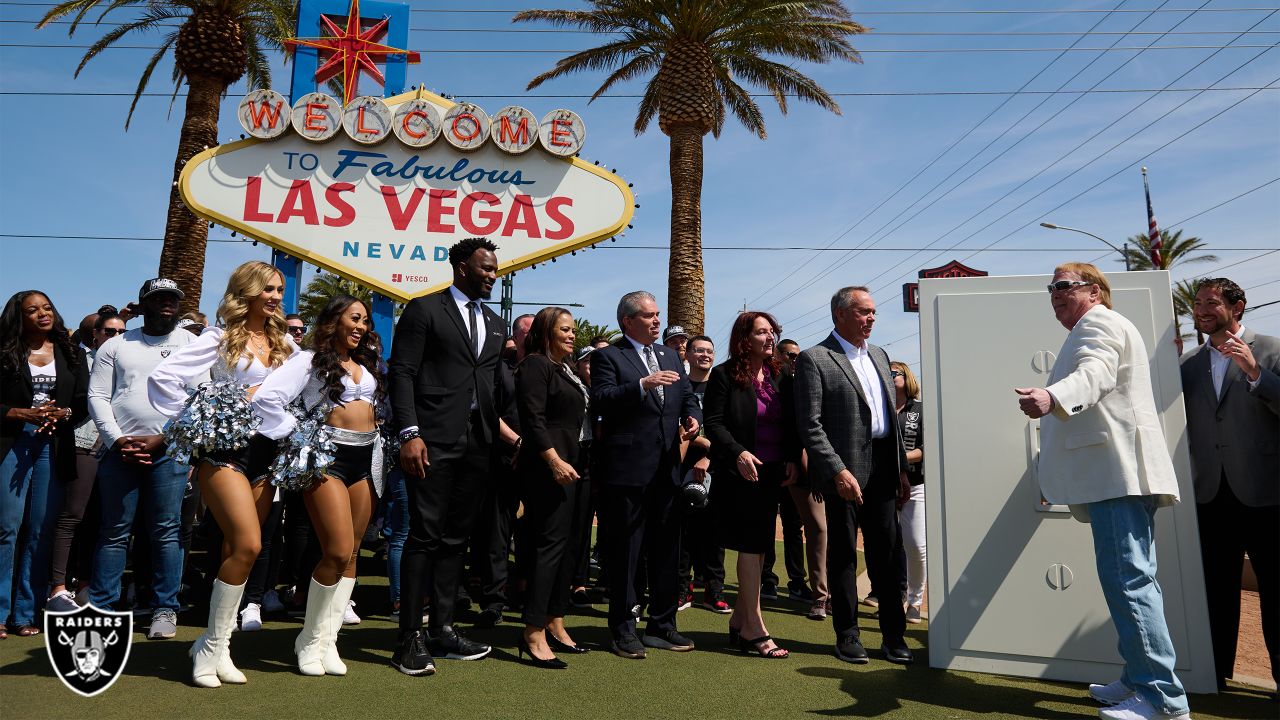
[1121,229,1217,272]
[37,0,296,314]
[573,317,621,352]
[515,0,867,334]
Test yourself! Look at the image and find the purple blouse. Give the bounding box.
[753,373,784,463]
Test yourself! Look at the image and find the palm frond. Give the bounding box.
[73,6,185,77]
[125,31,178,129]
[724,53,840,115]
[526,38,654,90]
[716,73,765,138]
[589,50,661,100]
[34,0,105,32]
[634,74,661,136]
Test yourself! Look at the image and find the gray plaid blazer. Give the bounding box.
[794,332,907,496]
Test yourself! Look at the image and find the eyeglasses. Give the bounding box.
[96,327,123,337]
[784,352,799,359]
[287,326,306,335]
[891,370,904,378]
[1047,280,1092,294]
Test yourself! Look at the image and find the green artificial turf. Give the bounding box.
[1,544,1273,720]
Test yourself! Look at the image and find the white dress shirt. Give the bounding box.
[626,335,660,397]
[831,330,889,439]
[449,285,485,357]
[1207,325,1261,397]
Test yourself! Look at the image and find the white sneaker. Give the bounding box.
[1098,693,1191,720]
[342,600,361,625]
[905,606,923,624]
[47,590,80,613]
[1090,680,1137,706]
[239,603,263,632]
[262,589,285,613]
[148,608,178,639]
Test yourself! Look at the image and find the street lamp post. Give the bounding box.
[1040,222,1131,271]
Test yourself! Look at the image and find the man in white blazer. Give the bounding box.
[1015,262,1190,720]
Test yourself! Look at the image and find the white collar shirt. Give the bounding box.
[1207,325,1260,397]
[832,330,889,439]
[626,335,660,397]
[449,285,484,357]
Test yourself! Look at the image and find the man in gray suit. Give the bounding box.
[1180,277,1279,690]
[795,286,912,665]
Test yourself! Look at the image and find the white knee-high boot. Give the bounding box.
[323,577,356,676]
[295,577,338,676]
[191,579,247,688]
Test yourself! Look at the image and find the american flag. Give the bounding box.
[1143,168,1162,267]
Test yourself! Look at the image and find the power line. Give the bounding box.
[1164,177,1280,229]
[5,42,1277,52]
[6,2,1279,13]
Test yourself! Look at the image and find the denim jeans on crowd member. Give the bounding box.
[383,469,409,606]
[89,450,188,612]
[1089,495,1189,716]
[0,428,64,626]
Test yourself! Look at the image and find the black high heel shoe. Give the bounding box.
[728,624,741,645]
[739,635,790,659]
[545,630,589,654]
[517,638,568,669]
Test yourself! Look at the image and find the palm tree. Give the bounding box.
[573,317,621,353]
[515,0,867,334]
[1172,278,1204,347]
[37,0,296,314]
[1120,229,1217,272]
[298,272,374,327]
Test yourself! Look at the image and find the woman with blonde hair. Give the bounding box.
[890,361,927,624]
[148,260,297,687]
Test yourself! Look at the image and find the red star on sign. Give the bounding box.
[284,0,421,105]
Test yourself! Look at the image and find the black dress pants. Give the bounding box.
[1198,479,1279,685]
[600,476,681,637]
[400,416,492,633]
[469,464,519,611]
[519,473,580,627]
[763,483,806,591]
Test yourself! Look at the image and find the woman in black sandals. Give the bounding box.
[703,311,799,659]
[515,306,589,669]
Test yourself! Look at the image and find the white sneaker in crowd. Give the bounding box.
[46,590,80,613]
[239,602,263,632]
[1090,680,1137,706]
[343,600,361,625]
[261,589,285,613]
[147,608,178,639]
[1098,694,1191,720]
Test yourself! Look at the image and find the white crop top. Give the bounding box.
[251,350,379,440]
[148,326,300,419]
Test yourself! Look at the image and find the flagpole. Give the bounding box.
[1142,166,1163,268]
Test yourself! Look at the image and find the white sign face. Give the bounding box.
[238,90,290,140]
[392,99,442,148]
[291,92,342,141]
[182,88,634,303]
[342,95,393,145]
[442,103,491,152]
[539,109,585,157]
[491,106,539,155]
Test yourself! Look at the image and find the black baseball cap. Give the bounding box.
[138,278,184,302]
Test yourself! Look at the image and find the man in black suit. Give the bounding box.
[794,286,912,665]
[388,237,517,675]
[591,291,702,659]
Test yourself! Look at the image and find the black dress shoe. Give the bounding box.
[569,589,592,608]
[882,640,914,665]
[473,606,503,628]
[427,626,491,660]
[835,635,869,664]
[610,632,647,659]
[517,638,568,669]
[391,630,436,676]
[546,630,589,654]
[642,629,695,652]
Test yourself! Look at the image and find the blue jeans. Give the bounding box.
[0,428,64,626]
[383,469,409,605]
[1090,495,1189,715]
[89,450,188,611]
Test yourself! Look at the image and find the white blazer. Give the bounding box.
[1038,304,1180,516]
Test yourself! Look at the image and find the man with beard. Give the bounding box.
[389,238,517,675]
[87,278,198,639]
[1180,277,1279,693]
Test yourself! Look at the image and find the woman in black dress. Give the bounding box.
[515,306,590,669]
[704,311,799,659]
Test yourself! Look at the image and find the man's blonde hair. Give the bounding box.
[1054,261,1112,309]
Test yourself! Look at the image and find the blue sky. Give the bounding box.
[2,0,1278,368]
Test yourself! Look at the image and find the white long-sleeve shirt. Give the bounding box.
[251,350,378,440]
[89,328,200,448]
[148,326,299,419]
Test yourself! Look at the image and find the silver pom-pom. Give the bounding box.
[268,402,336,492]
[164,380,260,464]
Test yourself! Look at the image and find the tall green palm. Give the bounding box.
[515,0,867,334]
[37,0,296,314]
[1121,229,1217,271]
[573,317,621,352]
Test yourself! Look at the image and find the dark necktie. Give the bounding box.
[644,345,664,405]
[466,300,480,357]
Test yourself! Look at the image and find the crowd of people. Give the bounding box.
[1,239,1275,720]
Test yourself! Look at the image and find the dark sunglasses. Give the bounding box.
[287,326,307,334]
[891,370,904,378]
[96,327,124,337]
[1047,280,1092,293]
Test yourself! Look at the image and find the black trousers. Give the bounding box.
[678,468,726,593]
[400,416,492,633]
[519,472,581,627]
[468,464,519,611]
[600,477,681,637]
[763,482,806,590]
[1198,479,1279,685]
[824,438,906,643]
[568,458,594,589]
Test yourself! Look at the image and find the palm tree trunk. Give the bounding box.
[159,73,225,314]
[666,125,706,334]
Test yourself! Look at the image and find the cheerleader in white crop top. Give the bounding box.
[250,294,385,678]
[146,261,295,690]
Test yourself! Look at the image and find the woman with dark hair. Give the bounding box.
[0,291,88,638]
[514,306,589,668]
[703,311,799,659]
[252,295,385,677]
[148,261,296,687]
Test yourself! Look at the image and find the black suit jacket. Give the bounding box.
[0,342,88,483]
[590,337,702,487]
[702,364,800,479]
[516,353,587,472]
[388,289,507,447]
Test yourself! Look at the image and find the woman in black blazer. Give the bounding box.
[704,311,799,659]
[0,291,88,638]
[515,306,589,668]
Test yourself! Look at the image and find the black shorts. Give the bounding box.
[195,434,279,484]
[326,442,374,486]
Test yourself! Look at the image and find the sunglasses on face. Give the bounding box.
[891,370,904,378]
[1047,280,1092,294]
[96,328,123,337]
[287,326,306,335]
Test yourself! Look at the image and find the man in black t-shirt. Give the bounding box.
[678,336,730,613]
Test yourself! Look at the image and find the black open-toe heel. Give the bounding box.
[727,624,741,645]
[545,630,589,654]
[518,638,568,669]
[739,635,789,659]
